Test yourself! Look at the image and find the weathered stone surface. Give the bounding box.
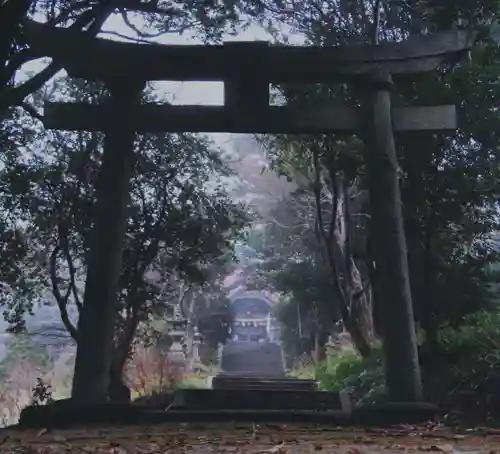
[175,388,341,410]
[19,399,145,428]
[221,342,284,375]
[212,375,317,391]
[18,398,446,429]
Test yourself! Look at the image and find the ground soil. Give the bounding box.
[1,422,500,453]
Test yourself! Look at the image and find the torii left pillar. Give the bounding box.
[71,78,145,403]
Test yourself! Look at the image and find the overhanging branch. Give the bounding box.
[0,0,118,113]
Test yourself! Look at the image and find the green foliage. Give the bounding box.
[3,0,500,412]
[247,189,343,359]
[305,310,500,416]
[438,310,500,356]
[30,377,54,406]
[177,371,210,389]
[418,310,500,419]
[434,311,500,390]
[313,347,386,405]
[197,308,234,348]
[396,25,500,329]
[252,0,500,349]
[0,75,248,376]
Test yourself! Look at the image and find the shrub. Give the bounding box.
[314,345,386,405]
[125,345,183,400]
[287,310,500,417]
[197,342,219,366]
[428,309,500,418]
[30,377,54,406]
[287,354,316,380]
[178,371,210,389]
[437,310,500,358]
[0,360,49,426]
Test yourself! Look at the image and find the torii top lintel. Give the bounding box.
[25,20,475,84]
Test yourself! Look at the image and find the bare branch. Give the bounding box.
[118,0,178,15]
[120,10,169,38]
[63,238,82,313]
[99,30,162,44]
[343,179,353,279]
[372,0,382,45]
[49,245,78,340]
[312,146,326,243]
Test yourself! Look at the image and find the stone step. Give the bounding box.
[221,341,284,375]
[212,375,318,391]
[18,400,442,429]
[19,405,348,429]
[174,388,343,411]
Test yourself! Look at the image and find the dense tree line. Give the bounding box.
[0,74,246,400]
[245,0,500,403]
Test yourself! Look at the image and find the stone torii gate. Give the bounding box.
[25,20,474,403]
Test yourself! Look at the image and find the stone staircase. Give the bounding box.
[212,375,317,391]
[19,340,440,427]
[173,340,352,414]
[18,341,352,428]
[220,341,285,376]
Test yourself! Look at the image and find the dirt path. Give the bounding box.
[1,422,500,453]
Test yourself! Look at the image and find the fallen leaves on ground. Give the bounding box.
[1,422,500,454]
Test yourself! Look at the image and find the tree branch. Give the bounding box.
[0,0,118,113]
[312,146,326,243]
[62,233,82,313]
[50,245,78,340]
[118,0,178,15]
[343,179,353,280]
[372,0,382,45]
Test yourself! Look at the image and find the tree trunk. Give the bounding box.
[342,306,372,358]
[327,184,374,358]
[108,360,131,403]
[107,311,140,402]
[366,230,384,339]
[312,333,326,363]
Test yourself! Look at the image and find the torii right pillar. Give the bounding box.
[362,71,422,401]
